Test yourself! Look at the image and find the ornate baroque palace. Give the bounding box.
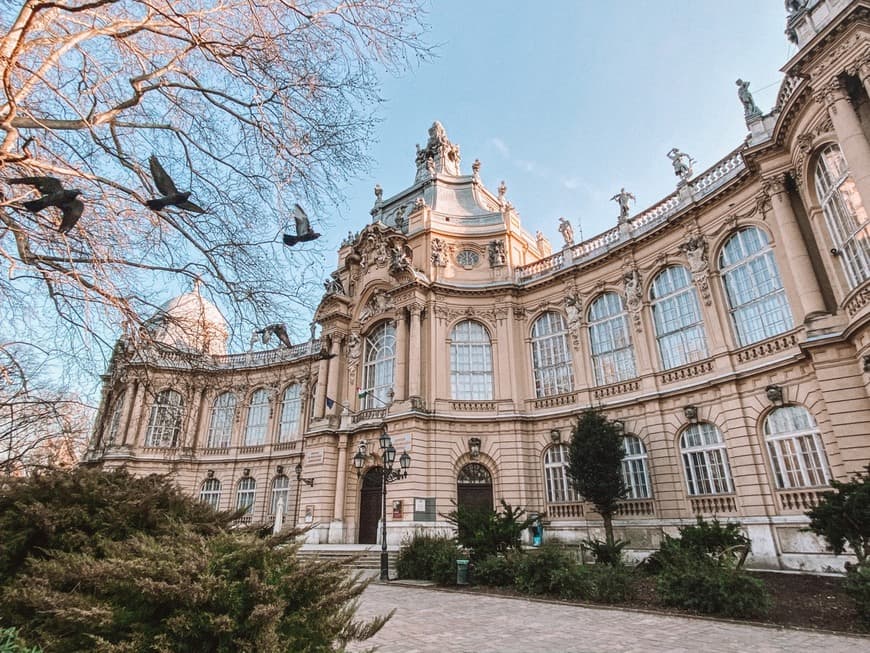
[88,0,870,571]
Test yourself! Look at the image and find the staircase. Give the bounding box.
[296,544,398,576]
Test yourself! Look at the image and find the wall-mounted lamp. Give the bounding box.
[550,429,561,443]
[468,437,481,458]
[765,384,784,405]
[295,462,314,487]
[683,405,698,422]
[242,468,251,477]
[206,469,215,479]
[276,465,284,475]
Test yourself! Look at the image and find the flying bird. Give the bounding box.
[253,323,293,349]
[282,204,321,246]
[7,176,83,233]
[145,155,205,213]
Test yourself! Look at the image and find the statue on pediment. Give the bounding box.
[359,290,394,323]
[558,217,574,246]
[323,271,345,296]
[667,148,695,183]
[736,79,762,119]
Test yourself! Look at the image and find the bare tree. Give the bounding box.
[0,1,429,396]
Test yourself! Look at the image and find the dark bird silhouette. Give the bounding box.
[145,155,205,213]
[282,204,320,246]
[251,323,293,349]
[316,347,337,360]
[8,176,83,233]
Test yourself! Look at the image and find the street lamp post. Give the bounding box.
[293,462,314,530]
[353,427,411,581]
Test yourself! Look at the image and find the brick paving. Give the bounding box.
[347,582,867,653]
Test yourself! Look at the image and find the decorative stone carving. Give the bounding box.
[414,197,426,211]
[431,238,447,267]
[558,217,574,246]
[414,121,461,181]
[374,184,383,204]
[389,243,413,278]
[611,188,635,223]
[736,79,762,121]
[323,271,345,296]
[472,158,481,181]
[679,233,712,306]
[359,290,394,323]
[564,291,583,350]
[488,240,506,267]
[394,204,407,232]
[497,180,507,208]
[623,267,643,332]
[667,148,695,184]
[433,304,507,325]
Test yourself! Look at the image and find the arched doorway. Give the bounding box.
[457,462,493,513]
[359,467,382,544]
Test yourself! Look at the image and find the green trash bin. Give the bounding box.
[456,559,470,585]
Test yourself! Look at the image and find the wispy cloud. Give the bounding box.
[489,137,510,158]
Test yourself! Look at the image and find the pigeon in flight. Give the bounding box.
[7,176,84,233]
[145,155,205,213]
[282,204,320,246]
[253,323,293,349]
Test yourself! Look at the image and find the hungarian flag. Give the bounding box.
[357,388,369,399]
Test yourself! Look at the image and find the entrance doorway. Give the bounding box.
[359,467,382,544]
[457,462,493,513]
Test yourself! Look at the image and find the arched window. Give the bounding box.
[199,478,221,509]
[145,389,184,448]
[244,389,270,446]
[236,477,256,522]
[588,293,636,385]
[621,435,652,499]
[680,423,734,495]
[531,312,574,397]
[815,143,870,287]
[270,475,291,515]
[457,462,494,513]
[206,392,236,449]
[450,320,494,400]
[764,406,830,489]
[543,444,576,503]
[719,227,792,346]
[361,322,396,409]
[105,390,126,444]
[651,266,708,369]
[277,384,302,443]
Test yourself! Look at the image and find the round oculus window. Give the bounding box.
[456,249,479,267]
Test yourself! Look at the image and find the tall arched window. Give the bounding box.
[764,406,830,489]
[277,384,302,443]
[206,392,236,449]
[719,227,792,346]
[680,423,734,495]
[588,293,636,385]
[270,475,291,515]
[244,389,270,446]
[531,312,574,397]
[145,389,184,448]
[105,391,126,444]
[651,266,708,369]
[815,143,870,287]
[361,322,396,409]
[236,477,256,522]
[199,478,222,509]
[450,320,494,400]
[543,444,576,503]
[621,435,652,499]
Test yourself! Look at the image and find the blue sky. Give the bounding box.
[319,0,794,258]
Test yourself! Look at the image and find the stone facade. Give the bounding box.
[88,1,870,571]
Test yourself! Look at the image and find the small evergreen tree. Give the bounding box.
[806,464,870,566]
[567,409,627,547]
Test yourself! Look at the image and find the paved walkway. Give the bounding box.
[347,582,866,653]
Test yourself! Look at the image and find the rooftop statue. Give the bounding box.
[736,79,762,119]
[785,0,808,14]
[667,148,695,184]
[611,187,636,222]
[558,217,574,246]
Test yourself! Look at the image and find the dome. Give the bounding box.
[148,288,229,355]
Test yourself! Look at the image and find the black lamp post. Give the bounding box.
[293,462,314,530]
[353,427,411,581]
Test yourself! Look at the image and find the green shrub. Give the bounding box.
[512,542,575,595]
[845,563,870,627]
[396,532,459,584]
[643,517,750,573]
[550,564,637,603]
[805,464,870,567]
[0,628,41,653]
[656,557,770,618]
[471,554,515,587]
[442,500,534,561]
[582,538,627,566]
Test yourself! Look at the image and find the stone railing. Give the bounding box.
[450,400,497,411]
[734,330,800,364]
[529,391,578,410]
[134,340,320,371]
[592,379,640,400]
[690,495,737,515]
[352,408,387,423]
[238,445,265,455]
[778,488,829,512]
[843,281,870,317]
[515,149,746,284]
[547,502,584,519]
[274,440,300,452]
[659,359,714,385]
[615,499,655,517]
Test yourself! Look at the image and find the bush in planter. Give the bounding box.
[395,532,458,585]
[582,538,628,566]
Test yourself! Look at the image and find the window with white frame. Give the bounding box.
[764,406,830,489]
[450,320,494,400]
[531,311,575,397]
[105,391,126,444]
[145,389,184,448]
[719,227,793,346]
[277,384,302,443]
[815,143,870,287]
[244,389,270,446]
[543,444,576,503]
[270,475,291,515]
[588,293,636,385]
[621,435,652,499]
[361,322,396,409]
[199,478,221,509]
[680,423,734,495]
[206,392,236,449]
[651,266,708,369]
[236,477,256,518]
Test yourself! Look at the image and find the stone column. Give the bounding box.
[325,336,342,415]
[763,174,826,319]
[188,387,208,449]
[817,78,870,211]
[333,435,348,521]
[121,381,146,446]
[314,339,329,418]
[854,58,870,108]
[408,306,423,397]
[395,308,409,400]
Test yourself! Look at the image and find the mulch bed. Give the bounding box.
[450,571,865,635]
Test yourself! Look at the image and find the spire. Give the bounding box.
[414,121,462,182]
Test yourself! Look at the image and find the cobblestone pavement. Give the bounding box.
[347,582,867,653]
